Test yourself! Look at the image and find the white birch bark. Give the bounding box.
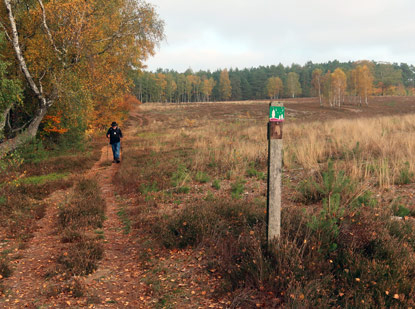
[1,0,52,154]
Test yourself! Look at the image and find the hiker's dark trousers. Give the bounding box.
[111,142,120,160]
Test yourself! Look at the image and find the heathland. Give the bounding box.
[3,97,415,307]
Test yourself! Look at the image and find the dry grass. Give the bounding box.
[114,102,415,307]
[285,115,415,187]
[140,103,415,188]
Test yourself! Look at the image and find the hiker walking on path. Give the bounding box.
[107,121,123,163]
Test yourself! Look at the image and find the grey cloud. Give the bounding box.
[146,0,415,71]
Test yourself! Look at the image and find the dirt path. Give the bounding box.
[1,106,223,308]
[0,189,68,307]
[0,107,154,308]
[79,109,153,308]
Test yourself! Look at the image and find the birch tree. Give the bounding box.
[202,77,216,102]
[266,76,283,99]
[312,69,323,106]
[287,72,302,98]
[331,68,347,107]
[322,71,333,107]
[219,69,232,101]
[0,0,164,154]
[1,0,52,154]
[356,65,373,106]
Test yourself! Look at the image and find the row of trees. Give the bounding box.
[133,61,415,103]
[0,0,164,153]
[310,64,373,107]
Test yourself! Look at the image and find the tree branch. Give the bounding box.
[1,0,53,154]
[0,20,12,42]
[1,106,11,133]
[37,0,64,62]
[11,118,33,133]
[3,0,49,108]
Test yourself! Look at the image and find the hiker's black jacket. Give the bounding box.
[107,127,123,144]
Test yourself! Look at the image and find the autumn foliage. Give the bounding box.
[0,0,163,147]
[42,112,68,135]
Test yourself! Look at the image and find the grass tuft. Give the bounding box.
[395,162,414,185]
[195,171,210,183]
[58,179,105,229]
[0,258,12,278]
[212,179,221,190]
[57,240,104,276]
[231,178,246,199]
[57,178,106,276]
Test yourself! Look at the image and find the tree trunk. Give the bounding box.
[0,105,47,154]
[1,106,11,134]
[318,81,322,106]
[1,0,53,155]
[4,0,48,107]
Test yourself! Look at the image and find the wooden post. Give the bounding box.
[267,102,284,244]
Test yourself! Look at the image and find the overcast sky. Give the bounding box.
[144,0,415,72]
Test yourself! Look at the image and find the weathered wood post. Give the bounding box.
[267,102,284,245]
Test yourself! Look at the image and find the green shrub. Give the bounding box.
[16,138,48,164]
[175,186,190,194]
[314,161,353,199]
[246,162,265,180]
[308,194,343,253]
[171,165,190,187]
[231,178,246,199]
[350,190,377,209]
[395,162,414,185]
[392,204,411,218]
[195,171,210,183]
[296,161,353,204]
[212,179,221,190]
[139,181,159,195]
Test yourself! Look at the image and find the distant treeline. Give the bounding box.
[132,60,415,103]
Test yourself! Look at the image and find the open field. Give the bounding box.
[159,96,415,123]
[114,96,415,307]
[3,96,415,307]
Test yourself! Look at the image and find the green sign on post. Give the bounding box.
[269,106,285,122]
